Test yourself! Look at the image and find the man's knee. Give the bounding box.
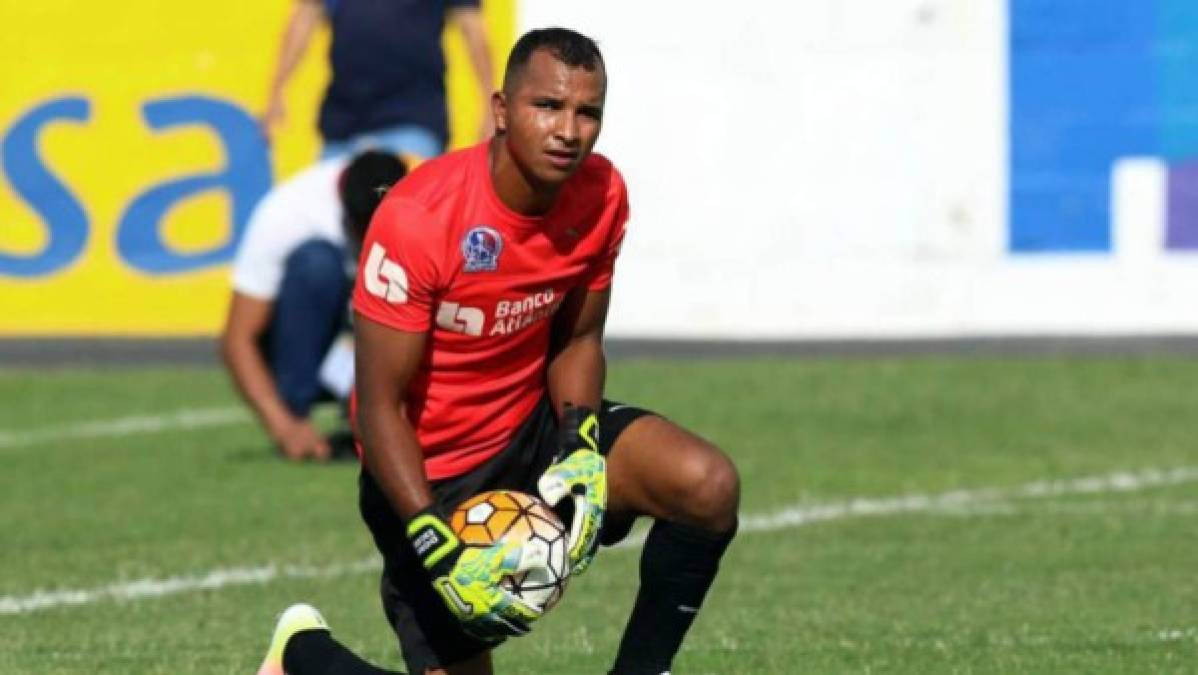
[677,445,740,532]
[283,240,346,293]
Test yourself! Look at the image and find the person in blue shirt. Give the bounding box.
[260,0,494,160]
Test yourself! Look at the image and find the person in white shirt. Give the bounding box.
[221,151,406,460]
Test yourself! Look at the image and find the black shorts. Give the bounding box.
[358,397,653,673]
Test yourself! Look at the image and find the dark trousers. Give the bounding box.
[262,239,351,417]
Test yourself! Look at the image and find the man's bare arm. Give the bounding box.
[220,291,329,459]
[261,0,324,136]
[449,6,496,140]
[546,287,610,416]
[354,314,436,519]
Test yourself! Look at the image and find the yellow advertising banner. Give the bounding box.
[0,0,513,335]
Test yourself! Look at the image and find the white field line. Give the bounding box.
[610,465,1198,549]
[1157,627,1198,642]
[0,559,380,615]
[2,465,1196,616]
[935,498,1198,517]
[732,465,1198,534]
[0,407,251,449]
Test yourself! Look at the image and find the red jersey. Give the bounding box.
[352,142,629,480]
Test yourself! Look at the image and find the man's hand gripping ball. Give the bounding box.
[406,509,545,641]
[538,405,607,575]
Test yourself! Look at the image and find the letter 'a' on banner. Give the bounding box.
[0,0,514,336]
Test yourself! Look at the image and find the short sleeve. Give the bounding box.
[352,197,443,332]
[583,173,630,291]
[231,192,298,299]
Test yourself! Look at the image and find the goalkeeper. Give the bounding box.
[258,27,740,675]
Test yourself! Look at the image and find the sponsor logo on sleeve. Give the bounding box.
[363,242,409,303]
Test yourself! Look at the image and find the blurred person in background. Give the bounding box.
[221,151,406,461]
[261,0,495,161]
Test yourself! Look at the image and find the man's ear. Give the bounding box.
[491,91,508,136]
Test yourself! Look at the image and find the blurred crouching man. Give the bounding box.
[221,151,406,461]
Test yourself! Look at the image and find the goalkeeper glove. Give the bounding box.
[406,508,545,641]
[537,405,607,575]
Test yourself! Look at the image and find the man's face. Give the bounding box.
[495,49,606,186]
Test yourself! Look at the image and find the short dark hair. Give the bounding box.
[339,151,406,243]
[503,27,605,92]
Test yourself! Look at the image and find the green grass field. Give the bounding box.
[2,356,1196,673]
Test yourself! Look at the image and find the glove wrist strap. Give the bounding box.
[406,507,461,575]
[561,404,600,454]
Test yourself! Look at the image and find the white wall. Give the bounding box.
[518,0,1198,339]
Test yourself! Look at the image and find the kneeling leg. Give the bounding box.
[605,416,740,674]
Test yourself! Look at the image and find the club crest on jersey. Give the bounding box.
[461,226,503,272]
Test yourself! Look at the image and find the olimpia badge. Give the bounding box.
[461,226,503,272]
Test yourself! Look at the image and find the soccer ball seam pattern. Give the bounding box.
[451,490,570,613]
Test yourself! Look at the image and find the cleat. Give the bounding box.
[256,603,329,675]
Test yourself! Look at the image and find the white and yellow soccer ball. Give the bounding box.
[450,490,571,613]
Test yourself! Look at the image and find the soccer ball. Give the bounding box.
[450,490,571,613]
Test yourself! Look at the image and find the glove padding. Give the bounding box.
[406,509,545,641]
[537,405,607,575]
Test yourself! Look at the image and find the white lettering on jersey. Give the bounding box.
[495,289,556,318]
[489,289,562,337]
[436,301,485,336]
[363,243,409,303]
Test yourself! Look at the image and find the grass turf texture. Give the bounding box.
[1,357,1196,673]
